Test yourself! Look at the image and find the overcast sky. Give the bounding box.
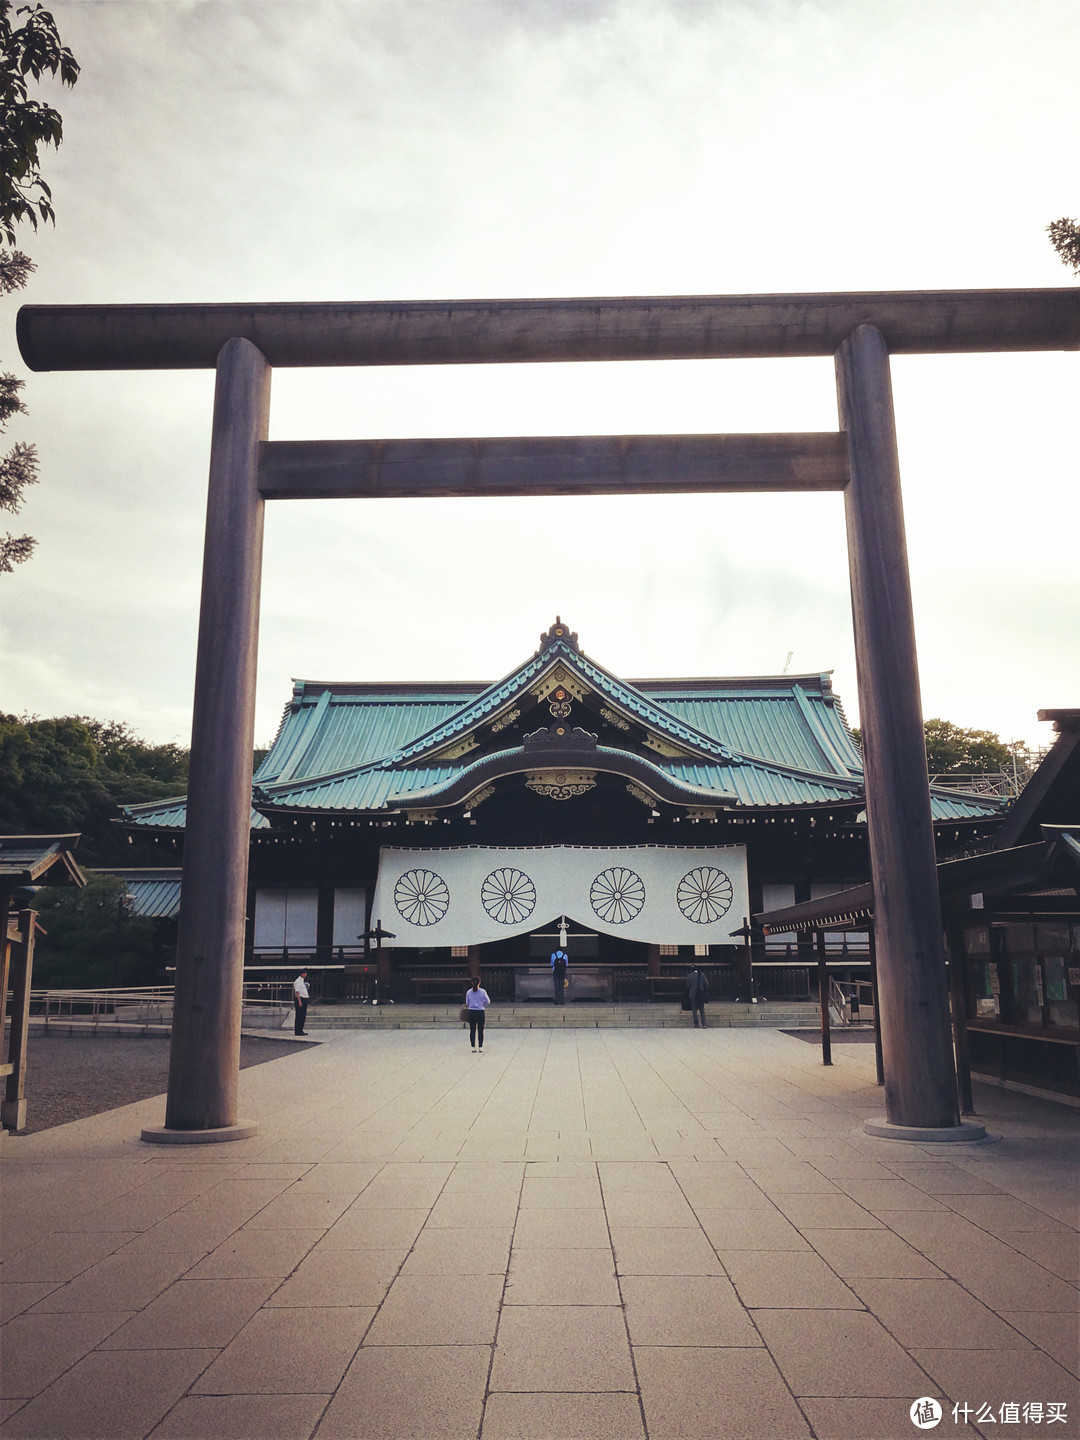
[2,0,1076,755]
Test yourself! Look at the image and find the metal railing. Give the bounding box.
[829,977,875,1026]
[27,985,289,1031]
[928,769,1032,800]
[829,976,852,1026]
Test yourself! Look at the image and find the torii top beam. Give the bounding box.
[18,287,1080,371]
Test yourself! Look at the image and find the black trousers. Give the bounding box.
[468,1010,485,1047]
[692,1001,707,1028]
[294,998,308,1035]
[553,968,566,1004]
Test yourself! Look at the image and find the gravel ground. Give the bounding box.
[5,1032,313,1135]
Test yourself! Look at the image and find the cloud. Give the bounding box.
[3,0,1075,754]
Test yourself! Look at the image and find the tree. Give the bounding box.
[0,714,191,863]
[923,718,1018,776]
[31,872,160,988]
[850,719,1027,777]
[0,279,39,571]
[1047,218,1080,276]
[0,712,267,861]
[1,1,79,245]
[1,1,79,570]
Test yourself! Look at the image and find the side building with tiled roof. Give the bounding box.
[120,620,1006,1002]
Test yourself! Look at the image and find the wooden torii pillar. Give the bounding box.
[18,286,1078,1140]
[836,326,964,1135]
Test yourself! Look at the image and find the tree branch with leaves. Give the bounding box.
[0,293,38,569]
[1,0,79,245]
[1047,218,1080,276]
[0,1,79,572]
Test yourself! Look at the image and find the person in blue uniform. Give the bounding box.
[550,947,568,1004]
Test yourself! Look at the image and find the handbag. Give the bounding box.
[681,994,692,1011]
[459,1005,470,1022]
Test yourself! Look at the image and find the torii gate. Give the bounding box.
[19,287,1078,1141]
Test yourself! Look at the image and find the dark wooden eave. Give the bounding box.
[995,710,1080,849]
[755,841,1051,933]
[0,835,85,889]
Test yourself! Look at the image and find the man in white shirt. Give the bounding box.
[293,968,310,1035]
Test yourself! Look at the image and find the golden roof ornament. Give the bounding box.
[538,616,579,653]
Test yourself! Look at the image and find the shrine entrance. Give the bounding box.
[19,285,1077,1139]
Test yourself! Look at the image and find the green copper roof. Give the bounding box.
[123,798,271,831]
[256,680,480,787]
[92,869,183,919]
[120,628,1006,829]
[654,683,862,777]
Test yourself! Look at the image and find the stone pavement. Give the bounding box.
[0,1027,1077,1440]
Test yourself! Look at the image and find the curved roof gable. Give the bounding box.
[386,636,739,769]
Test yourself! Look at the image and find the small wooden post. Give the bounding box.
[163,338,270,1134]
[2,909,38,1132]
[0,882,12,1033]
[734,917,756,1000]
[836,324,960,1131]
[867,925,885,1087]
[945,923,975,1115]
[816,930,832,1066]
[375,930,392,997]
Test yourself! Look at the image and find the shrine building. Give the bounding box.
[120,619,1004,1003]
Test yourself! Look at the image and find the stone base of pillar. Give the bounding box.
[863,1117,987,1143]
[141,1120,259,1145]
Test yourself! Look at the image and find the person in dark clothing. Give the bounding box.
[685,966,709,1028]
[550,948,568,1004]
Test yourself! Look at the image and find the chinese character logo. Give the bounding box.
[910,1398,943,1429]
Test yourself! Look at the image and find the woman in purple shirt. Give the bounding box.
[465,976,491,1052]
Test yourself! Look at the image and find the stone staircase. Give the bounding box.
[296,1000,821,1031]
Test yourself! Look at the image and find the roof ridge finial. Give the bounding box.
[538,616,579,653]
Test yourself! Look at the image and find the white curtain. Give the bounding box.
[371,845,749,948]
[761,883,797,950]
[253,888,318,949]
[332,888,367,948]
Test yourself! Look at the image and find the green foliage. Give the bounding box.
[0,250,38,571]
[31,872,160,988]
[1,0,80,571]
[850,720,1025,777]
[1047,218,1080,276]
[0,1,79,246]
[923,718,1018,776]
[0,714,190,863]
[0,437,37,508]
[0,245,33,292]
